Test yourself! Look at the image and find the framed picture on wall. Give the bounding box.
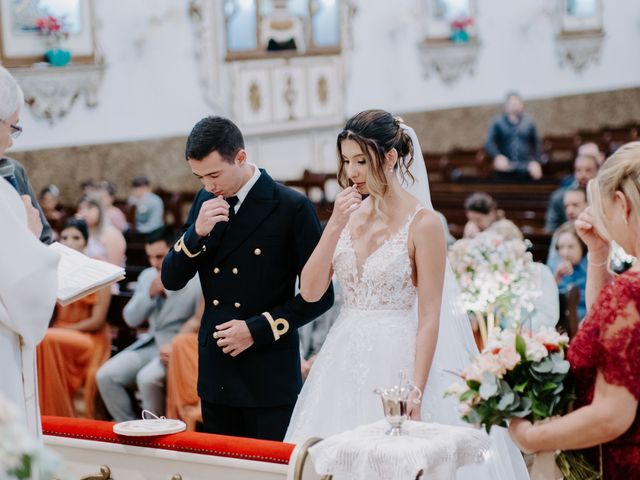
[0,0,98,67]
[223,0,342,61]
[423,0,477,42]
[560,0,603,34]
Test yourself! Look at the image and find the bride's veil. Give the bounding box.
[399,124,530,479]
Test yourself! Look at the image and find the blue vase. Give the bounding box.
[45,49,72,67]
[450,29,470,43]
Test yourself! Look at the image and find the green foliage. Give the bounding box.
[9,454,32,480]
[454,342,574,432]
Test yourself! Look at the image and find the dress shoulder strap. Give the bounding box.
[407,204,429,224]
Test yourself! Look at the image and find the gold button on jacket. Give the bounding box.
[213,267,220,274]
[213,299,220,306]
[254,248,262,256]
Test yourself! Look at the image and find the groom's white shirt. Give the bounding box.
[233,163,261,214]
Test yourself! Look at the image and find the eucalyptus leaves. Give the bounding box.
[446,327,573,432]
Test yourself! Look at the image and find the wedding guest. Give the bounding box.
[97,180,128,233]
[545,153,599,232]
[509,141,640,478]
[462,192,520,239]
[80,178,97,196]
[96,228,201,422]
[579,142,606,166]
[485,91,543,181]
[76,193,126,267]
[37,218,112,418]
[0,157,54,244]
[165,298,204,431]
[39,184,66,234]
[558,143,606,188]
[547,186,588,270]
[553,222,588,321]
[128,175,165,234]
[563,186,588,223]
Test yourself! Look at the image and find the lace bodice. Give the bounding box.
[333,208,425,311]
[567,269,640,477]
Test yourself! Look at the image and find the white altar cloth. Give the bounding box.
[308,420,490,480]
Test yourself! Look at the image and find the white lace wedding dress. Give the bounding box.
[284,207,529,479]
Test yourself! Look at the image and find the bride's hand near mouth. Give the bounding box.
[328,185,362,231]
[299,185,361,303]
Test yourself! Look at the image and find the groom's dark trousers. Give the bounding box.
[162,170,333,441]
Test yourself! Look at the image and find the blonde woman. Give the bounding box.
[509,142,640,478]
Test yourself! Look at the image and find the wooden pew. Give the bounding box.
[541,135,579,180]
[437,149,491,182]
[283,170,337,203]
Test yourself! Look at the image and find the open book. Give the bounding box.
[50,242,125,306]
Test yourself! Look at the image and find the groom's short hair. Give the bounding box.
[185,116,245,164]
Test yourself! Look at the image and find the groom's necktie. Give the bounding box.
[226,196,239,222]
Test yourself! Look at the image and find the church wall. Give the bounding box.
[6,0,640,204]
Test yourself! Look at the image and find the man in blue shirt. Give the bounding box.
[128,176,165,234]
[485,92,543,181]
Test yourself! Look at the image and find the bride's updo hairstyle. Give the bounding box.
[337,109,415,213]
[588,141,640,242]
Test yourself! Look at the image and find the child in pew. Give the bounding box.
[553,222,588,321]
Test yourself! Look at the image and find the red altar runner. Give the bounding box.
[42,415,295,465]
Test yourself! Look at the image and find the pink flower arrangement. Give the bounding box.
[451,17,474,31]
[448,326,571,429]
[35,15,69,47]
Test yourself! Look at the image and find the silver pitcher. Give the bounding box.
[374,373,422,436]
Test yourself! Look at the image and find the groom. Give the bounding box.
[161,116,334,441]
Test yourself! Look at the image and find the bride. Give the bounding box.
[284,110,528,478]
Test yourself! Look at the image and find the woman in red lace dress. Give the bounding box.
[509,142,640,478]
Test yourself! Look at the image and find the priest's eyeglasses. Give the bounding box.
[1,119,22,139]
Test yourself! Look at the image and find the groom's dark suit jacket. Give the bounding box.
[161,170,333,408]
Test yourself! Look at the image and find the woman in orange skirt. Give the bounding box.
[37,218,112,418]
[165,299,204,430]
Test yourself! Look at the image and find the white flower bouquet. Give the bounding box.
[449,231,538,344]
[0,396,59,480]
